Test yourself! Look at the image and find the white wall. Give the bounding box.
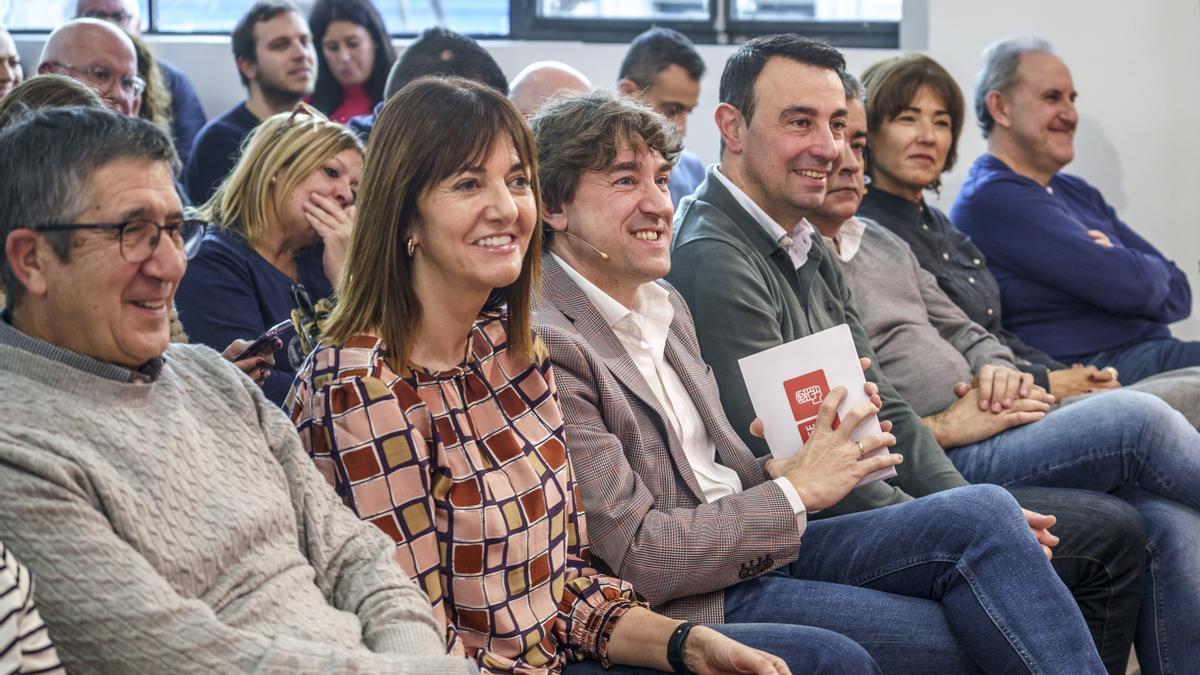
[15,0,1200,337]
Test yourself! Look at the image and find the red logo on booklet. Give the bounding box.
[783,370,839,442]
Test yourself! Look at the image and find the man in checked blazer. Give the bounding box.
[527,87,1109,673]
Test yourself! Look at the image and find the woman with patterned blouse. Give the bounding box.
[289,77,878,674]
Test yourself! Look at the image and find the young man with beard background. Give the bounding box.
[185,0,316,203]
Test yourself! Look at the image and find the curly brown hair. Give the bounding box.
[529,88,681,218]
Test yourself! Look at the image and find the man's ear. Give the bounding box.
[36,61,54,76]
[714,103,745,154]
[617,78,641,98]
[542,202,569,233]
[986,90,1011,129]
[6,230,51,298]
[236,56,258,84]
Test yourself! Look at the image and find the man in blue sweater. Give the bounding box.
[951,36,1197,384]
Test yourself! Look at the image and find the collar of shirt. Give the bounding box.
[863,186,930,230]
[551,252,675,357]
[551,253,770,508]
[713,165,815,269]
[820,216,867,263]
[0,311,162,383]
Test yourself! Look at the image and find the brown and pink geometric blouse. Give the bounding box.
[289,312,643,674]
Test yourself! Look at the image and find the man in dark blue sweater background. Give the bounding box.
[185,1,315,205]
[952,36,1198,384]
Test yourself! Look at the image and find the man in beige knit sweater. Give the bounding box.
[0,107,472,673]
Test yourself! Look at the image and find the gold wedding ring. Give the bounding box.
[855,441,866,457]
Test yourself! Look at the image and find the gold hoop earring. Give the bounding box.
[407,237,416,258]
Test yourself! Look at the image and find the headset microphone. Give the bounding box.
[558,229,610,261]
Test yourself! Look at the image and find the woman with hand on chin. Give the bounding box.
[287,77,850,675]
[176,103,362,406]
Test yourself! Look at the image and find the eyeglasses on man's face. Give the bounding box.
[46,61,146,97]
[32,219,205,262]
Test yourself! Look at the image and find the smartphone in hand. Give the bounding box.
[232,319,295,362]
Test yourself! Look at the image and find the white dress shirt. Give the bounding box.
[712,166,817,270]
[553,253,806,519]
[820,215,867,263]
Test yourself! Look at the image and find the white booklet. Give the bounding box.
[738,323,896,487]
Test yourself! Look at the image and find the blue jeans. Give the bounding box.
[947,389,1200,675]
[721,485,1104,674]
[1088,337,1200,384]
[564,622,878,675]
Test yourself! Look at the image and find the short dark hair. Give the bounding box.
[308,0,397,114]
[841,70,865,103]
[0,107,176,309]
[383,27,507,100]
[861,53,965,177]
[719,33,845,125]
[232,0,301,88]
[530,88,681,219]
[618,27,705,88]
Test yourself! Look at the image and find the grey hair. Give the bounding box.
[0,107,177,309]
[841,70,866,103]
[974,35,1056,137]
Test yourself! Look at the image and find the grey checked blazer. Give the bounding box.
[533,254,803,623]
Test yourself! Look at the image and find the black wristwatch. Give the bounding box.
[666,621,697,674]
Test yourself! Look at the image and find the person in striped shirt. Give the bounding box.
[0,541,62,675]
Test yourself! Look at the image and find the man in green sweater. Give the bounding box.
[667,35,1144,674]
[0,107,471,673]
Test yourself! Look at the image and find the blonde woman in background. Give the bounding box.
[176,104,363,405]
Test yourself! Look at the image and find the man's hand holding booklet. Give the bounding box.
[739,324,901,511]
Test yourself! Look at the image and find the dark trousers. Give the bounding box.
[1006,486,1145,675]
